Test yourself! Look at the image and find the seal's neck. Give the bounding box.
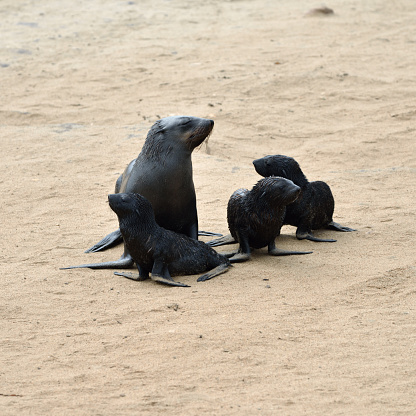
[140,133,192,163]
[288,170,309,188]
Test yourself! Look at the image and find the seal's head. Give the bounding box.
[108,193,155,222]
[253,155,307,187]
[252,176,301,206]
[144,116,214,157]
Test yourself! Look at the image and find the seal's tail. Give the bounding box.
[84,229,123,253]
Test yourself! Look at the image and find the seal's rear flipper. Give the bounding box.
[268,241,312,255]
[114,271,148,281]
[206,234,236,247]
[198,230,223,237]
[60,255,134,270]
[305,235,336,243]
[151,259,190,287]
[197,263,231,282]
[228,252,251,263]
[85,229,123,253]
[269,248,313,256]
[151,274,190,287]
[326,221,356,232]
[296,229,336,243]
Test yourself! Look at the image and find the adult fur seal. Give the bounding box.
[208,177,312,262]
[70,116,217,269]
[64,193,231,287]
[253,155,356,242]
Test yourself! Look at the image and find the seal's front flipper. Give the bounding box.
[197,263,231,282]
[268,241,312,256]
[198,230,223,237]
[85,229,123,253]
[60,254,134,270]
[151,260,190,287]
[206,234,236,247]
[227,232,251,263]
[296,229,336,243]
[327,221,356,232]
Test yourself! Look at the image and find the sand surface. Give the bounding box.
[1,0,415,414]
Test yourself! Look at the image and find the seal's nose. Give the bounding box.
[291,185,301,199]
[108,193,117,207]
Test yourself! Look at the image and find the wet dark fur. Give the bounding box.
[253,155,355,242]
[94,116,213,249]
[217,177,312,262]
[75,116,216,267]
[109,193,230,286]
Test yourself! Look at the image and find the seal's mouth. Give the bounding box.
[290,187,302,203]
[187,120,214,150]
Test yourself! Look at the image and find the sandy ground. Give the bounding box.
[1,0,415,414]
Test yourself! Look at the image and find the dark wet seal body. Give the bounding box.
[65,116,217,270]
[209,177,312,262]
[253,155,356,242]
[106,193,230,287]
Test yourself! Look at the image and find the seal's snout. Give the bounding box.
[187,117,214,150]
[291,183,301,193]
[292,184,301,198]
[253,157,268,177]
[286,183,301,204]
[108,193,133,213]
[108,193,117,204]
[108,193,120,210]
[284,180,300,193]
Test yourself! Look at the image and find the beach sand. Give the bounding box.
[1,0,415,414]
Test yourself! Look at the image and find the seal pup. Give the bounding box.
[209,177,312,262]
[253,155,356,242]
[62,193,231,287]
[79,116,217,269]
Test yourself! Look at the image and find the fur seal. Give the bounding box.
[64,193,231,287]
[208,177,312,262]
[253,155,356,242]
[68,116,218,270]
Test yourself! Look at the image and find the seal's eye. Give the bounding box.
[179,118,191,126]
